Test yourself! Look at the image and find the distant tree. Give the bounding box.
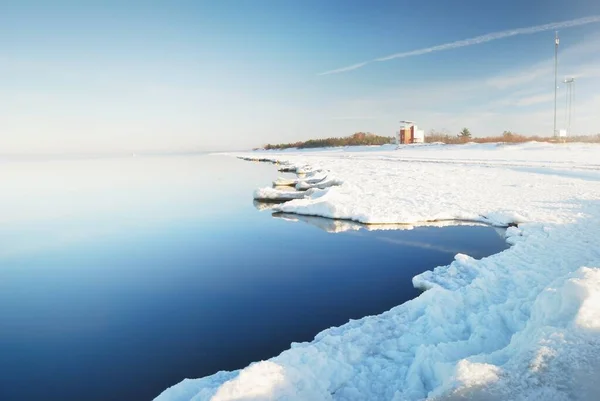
[458,128,471,140]
[502,130,514,138]
[426,129,451,143]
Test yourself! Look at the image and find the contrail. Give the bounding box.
[318,15,600,75]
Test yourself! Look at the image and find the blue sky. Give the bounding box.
[2,0,600,153]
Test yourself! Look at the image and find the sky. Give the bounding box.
[2,0,600,153]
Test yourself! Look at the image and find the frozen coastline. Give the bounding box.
[156,143,600,401]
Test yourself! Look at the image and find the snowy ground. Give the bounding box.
[156,142,600,401]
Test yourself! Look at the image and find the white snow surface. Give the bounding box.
[157,143,600,401]
[253,187,310,201]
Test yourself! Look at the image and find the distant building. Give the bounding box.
[398,121,424,144]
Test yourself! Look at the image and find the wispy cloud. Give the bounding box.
[319,15,600,75]
[515,92,556,106]
[486,65,553,89]
[319,62,370,75]
[327,116,377,121]
[570,66,600,79]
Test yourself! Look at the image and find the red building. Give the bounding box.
[400,125,415,144]
[398,120,424,144]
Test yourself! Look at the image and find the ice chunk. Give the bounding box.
[211,362,285,401]
[253,187,307,201]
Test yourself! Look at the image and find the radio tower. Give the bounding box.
[553,31,559,137]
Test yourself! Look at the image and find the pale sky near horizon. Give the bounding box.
[2,0,600,154]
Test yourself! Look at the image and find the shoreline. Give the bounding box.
[156,142,600,401]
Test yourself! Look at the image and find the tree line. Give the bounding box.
[260,129,600,150]
[425,129,600,144]
[262,132,394,150]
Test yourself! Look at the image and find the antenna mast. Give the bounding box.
[564,77,575,135]
[553,31,559,137]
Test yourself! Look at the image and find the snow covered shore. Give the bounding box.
[156,143,600,401]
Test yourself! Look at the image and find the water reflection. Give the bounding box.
[271,212,497,233]
[251,200,509,261]
[252,202,506,238]
[269,213,507,255]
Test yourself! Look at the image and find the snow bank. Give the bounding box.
[272,173,329,188]
[295,177,342,191]
[158,143,600,401]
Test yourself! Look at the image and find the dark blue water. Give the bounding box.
[0,155,508,401]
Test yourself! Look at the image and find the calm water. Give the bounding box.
[0,155,509,401]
